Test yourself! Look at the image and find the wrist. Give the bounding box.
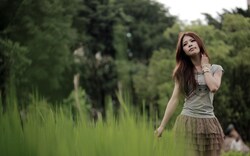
[201,63,211,68]
[202,67,210,73]
[202,64,211,73]
[203,70,211,74]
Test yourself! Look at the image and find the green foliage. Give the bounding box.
[122,0,176,61]
[216,14,250,141]
[132,62,149,99]
[1,0,78,102]
[73,0,129,57]
[113,23,128,60]
[0,39,30,83]
[131,49,182,127]
[0,39,30,110]
[147,49,175,104]
[113,23,132,92]
[115,60,133,92]
[222,14,250,56]
[80,55,118,112]
[203,6,250,29]
[73,0,176,60]
[202,13,222,29]
[163,23,182,52]
[63,87,91,116]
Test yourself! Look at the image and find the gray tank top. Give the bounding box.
[181,64,224,118]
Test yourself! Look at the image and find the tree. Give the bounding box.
[0,39,30,111]
[122,0,176,62]
[203,6,250,30]
[72,0,177,116]
[220,14,250,141]
[80,54,118,119]
[1,0,78,103]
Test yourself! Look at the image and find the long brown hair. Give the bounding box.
[173,32,210,96]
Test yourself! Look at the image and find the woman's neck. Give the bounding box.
[190,55,201,72]
[190,54,201,66]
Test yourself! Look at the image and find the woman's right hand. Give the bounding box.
[155,126,164,137]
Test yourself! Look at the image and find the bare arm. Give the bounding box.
[201,55,223,92]
[203,70,223,92]
[155,81,180,137]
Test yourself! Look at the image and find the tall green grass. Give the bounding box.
[0,92,248,156]
[0,91,184,156]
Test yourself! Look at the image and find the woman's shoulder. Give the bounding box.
[211,64,224,74]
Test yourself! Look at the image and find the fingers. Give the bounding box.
[157,133,162,137]
[154,130,162,138]
[202,54,209,58]
[201,54,209,65]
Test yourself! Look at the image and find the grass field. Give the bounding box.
[0,93,248,156]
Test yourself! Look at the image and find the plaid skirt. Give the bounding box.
[173,115,224,156]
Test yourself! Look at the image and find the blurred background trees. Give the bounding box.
[0,0,250,141]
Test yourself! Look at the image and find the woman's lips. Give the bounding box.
[189,47,195,52]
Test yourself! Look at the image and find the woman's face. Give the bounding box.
[182,35,200,57]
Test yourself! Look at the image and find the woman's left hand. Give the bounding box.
[155,126,164,138]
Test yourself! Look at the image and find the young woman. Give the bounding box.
[155,32,224,156]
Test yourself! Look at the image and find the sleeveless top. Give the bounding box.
[181,64,224,118]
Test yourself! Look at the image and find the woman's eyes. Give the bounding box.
[183,40,195,46]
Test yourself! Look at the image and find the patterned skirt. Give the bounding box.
[173,115,224,156]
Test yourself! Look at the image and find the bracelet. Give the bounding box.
[202,66,210,73]
[203,70,210,74]
[202,63,211,68]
